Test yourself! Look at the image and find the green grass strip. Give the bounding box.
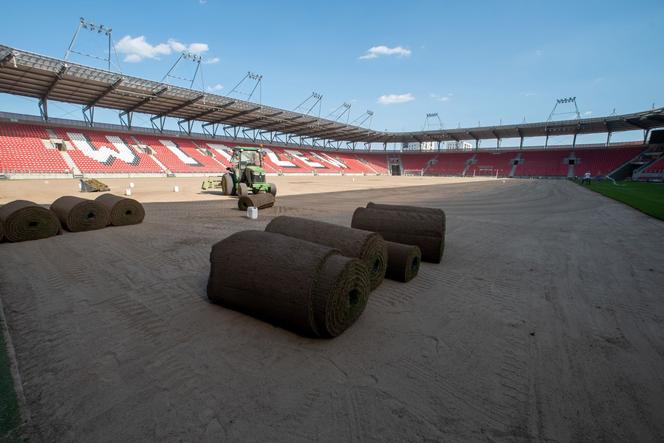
[580,180,664,221]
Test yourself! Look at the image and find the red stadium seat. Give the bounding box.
[0,121,649,179]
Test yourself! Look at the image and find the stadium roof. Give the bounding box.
[1,44,663,144]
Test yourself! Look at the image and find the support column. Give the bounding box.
[38,98,48,121]
[605,131,612,147]
[519,136,524,150]
[545,132,549,148]
[572,133,577,148]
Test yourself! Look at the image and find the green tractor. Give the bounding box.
[201,147,277,197]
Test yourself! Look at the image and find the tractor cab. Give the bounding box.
[231,148,266,187]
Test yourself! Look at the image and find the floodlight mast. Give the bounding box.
[545,97,581,148]
[65,17,113,71]
[162,51,203,89]
[289,93,324,147]
[325,102,352,123]
[152,52,205,132]
[228,72,263,103]
[422,112,443,131]
[294,92,324,117]
[351,110,374,128]
[548,97,580,121]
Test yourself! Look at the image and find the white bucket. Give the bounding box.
[246,206,258,220]
[125,188,132,196]
[173,185,180,193]
[129,182,135,188]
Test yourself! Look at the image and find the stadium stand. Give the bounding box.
[401,153,435,174]
[641,156,664,175]
[336,153,378,174]
[467,151,518,177]
[55,129,164,174]
[0,123,70,173]
[357,154,389,174]
[133,135,225,173]
[574,146,645,177]
[0,121,651,179]
[515,150,571,177]
[425,152,473,175]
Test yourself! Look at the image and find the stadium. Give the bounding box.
[1,2,663,442]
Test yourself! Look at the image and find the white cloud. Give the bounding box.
[167,39,186,53]
[377,93,415,105]
[115,35,211,62]
[359,45,411,60]
[207,83,224,92]
[520,91,537,97]
[188,43,209,54]
[115,36,172,62]
[203,57,220,65]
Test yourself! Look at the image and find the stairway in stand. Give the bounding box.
[59,150,81,177]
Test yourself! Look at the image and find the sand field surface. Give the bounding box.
[1,177,663,442]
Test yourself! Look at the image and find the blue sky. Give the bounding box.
[1,0,663,145]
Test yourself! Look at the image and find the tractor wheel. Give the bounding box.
[221,174,233,196]
[269,183,277,197]
[238,183,249,197]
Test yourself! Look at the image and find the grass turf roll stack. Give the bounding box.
[95,193,145,226]
[265,216,387,290]
[238,193,275,211]
[50,196,110,232]
[351,206,445,263]
[385,241,421,282]
[207,230,370,337]
[0,200,60,242]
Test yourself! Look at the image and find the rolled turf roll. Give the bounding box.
[265,216,387,290]
[384,241,421,283]
[50,196,110,232]
[207,230,370,337]
[311,254,371,337]
[351,207,445,263]
[95,193,145,226]
[238,193,275,211]
[0,200,60,242]
[367,202,446,235]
